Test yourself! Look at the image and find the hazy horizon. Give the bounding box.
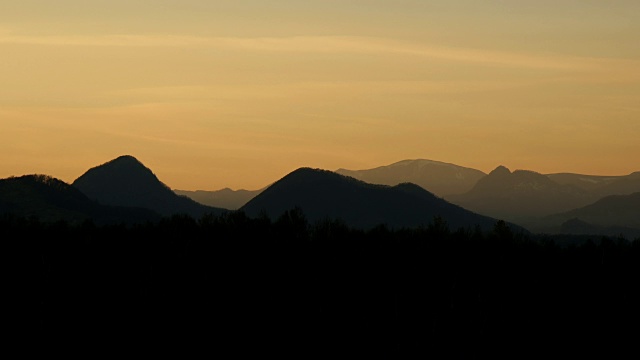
[2,1,639,190]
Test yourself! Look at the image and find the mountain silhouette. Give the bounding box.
[0,174,160,225]
[446,165,594,223]
[240,167,514,232]
[174,187,264,210]
[73,155,227,218]
[336,159,486,197]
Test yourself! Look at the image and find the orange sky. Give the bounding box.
[1,1,639,190]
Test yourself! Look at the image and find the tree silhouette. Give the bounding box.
[4,209,639,357]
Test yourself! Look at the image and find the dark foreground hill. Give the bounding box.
[73,155,227,218]
[0,174,160,225]
[336,159,486,197]
[241,167,517,232]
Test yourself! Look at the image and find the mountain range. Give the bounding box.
[173,158,489,211]
[1,155,638,238]
[177,160,640,228]
[445,165,594,223]
[332,161,640,237]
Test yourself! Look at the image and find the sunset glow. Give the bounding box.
[2,1,639,190]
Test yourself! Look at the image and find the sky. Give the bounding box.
[1,1,639,190]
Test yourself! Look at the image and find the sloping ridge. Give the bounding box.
[546,192,640,229]
[241,167,514,232]
[0,174,160,225]
[73,155,227,218]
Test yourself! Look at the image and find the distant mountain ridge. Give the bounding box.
[546,171,640,196]
[241,167,518,232]
[174,188,263,210]
[73,155,227,219]
[0,174,160,225]
[545,173,621,192]
[336,159,486,197]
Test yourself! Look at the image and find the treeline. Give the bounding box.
[4,210,640,358]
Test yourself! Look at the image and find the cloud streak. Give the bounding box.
[2,32,635,71]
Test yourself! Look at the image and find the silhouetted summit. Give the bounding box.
[336,159,486,197]
[0,174,160,225]
[73,155,227,218]
[489,165,511,176]
[74,155,162,196]
[241,167,510,231]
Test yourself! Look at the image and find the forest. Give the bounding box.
[6,209,640,358]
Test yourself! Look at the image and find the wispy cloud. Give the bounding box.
[2,31,636,72]
[110,79,550,102]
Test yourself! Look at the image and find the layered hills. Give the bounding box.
[446,165,595,223]
[177,159,639,235]
[241,167,513,232]
[0,174,160,225]
[2,155,637,237]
